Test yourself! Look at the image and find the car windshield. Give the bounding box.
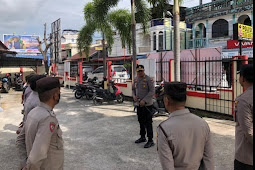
[114,67,126,72]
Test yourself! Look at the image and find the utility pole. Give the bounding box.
[131,0,137,80]
[173,0,181,81]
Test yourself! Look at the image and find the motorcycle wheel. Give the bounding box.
[116,93,124,103]
[93,96,102,105]
[74,90,83,99]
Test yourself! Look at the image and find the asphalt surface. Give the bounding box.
[0,88,235,170]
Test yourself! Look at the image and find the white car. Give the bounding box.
[87,65,129,82]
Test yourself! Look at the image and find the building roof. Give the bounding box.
[69,45,103,60]
[0,40,17,54]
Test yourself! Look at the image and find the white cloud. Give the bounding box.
[0,0,202,42]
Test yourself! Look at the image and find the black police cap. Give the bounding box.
[30,75,46,91]
[136,65,144,71]
[36,77,60,93]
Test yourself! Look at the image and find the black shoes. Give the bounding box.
[135,138,147,143]
[144,141,155,148]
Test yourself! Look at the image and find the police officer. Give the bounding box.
[132,65,155,148]
[16,75,46,135]
[16,77,64,170]
[234,64,253,170]
[157,82,215,170]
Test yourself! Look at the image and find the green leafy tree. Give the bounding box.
[77,2,133,78]
[79,0,183,80]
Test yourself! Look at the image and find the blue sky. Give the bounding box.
[0,0,211,43]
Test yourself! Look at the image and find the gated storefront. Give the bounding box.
[155,55,252,116]
[181,55,252,116]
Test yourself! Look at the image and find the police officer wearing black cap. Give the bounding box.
[234,64,253,170]
[17,77,64,170]
[157,82,214,170]
[132,65,155,148]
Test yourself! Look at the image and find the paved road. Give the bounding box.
[0,88,235,170]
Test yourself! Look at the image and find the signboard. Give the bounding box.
[51,18,62,63]
[233,23,253,41]
[3,34,39,53]
[227,40,253,49]
[95,47,103,51]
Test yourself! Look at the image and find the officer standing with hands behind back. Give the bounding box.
[132,65,155,148]
[16,77,64,170]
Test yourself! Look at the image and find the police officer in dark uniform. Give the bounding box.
[132,65,155,148]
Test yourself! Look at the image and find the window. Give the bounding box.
[114,66,126,72]
[212,19,229,38]
[153,32,156,50]
[93,67,103,74]
[159,31,164,51]
[72,38,75,42]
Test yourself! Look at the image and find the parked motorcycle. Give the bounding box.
[93,80,124,105]
[14,73,24,91]
[133,84,168,117]
[1,77,10,93]
[153,84,169,116]
[73,77,100,99]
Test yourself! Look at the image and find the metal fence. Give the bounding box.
[181,57,253,115]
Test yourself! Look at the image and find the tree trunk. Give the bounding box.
[131,0,137,80]
[173,0,180,81]
[44,59,49,74]
[102,34,107,78]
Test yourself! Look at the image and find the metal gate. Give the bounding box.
[181,56,253,116]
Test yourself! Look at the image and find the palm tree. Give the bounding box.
[92,0,183,81]
[77,2,133,78]
[79,0,183,81]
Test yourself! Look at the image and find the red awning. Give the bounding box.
[93,56,131,61]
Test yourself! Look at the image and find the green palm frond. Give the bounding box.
[108,9,132,53]
[135,0,151,34]
[101,23,114,54]
[147,0,183,18]
[77,23,96,59]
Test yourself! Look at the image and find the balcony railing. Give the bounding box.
[188,38,207,49]
[186,0,253,22]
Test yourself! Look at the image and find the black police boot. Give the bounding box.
[144,140,155,148]
[135,137,147,143]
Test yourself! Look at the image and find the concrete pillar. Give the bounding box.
[192,23,196,49]
[206,20,209,48]
[251,11,253,26]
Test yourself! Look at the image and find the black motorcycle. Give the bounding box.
[14,73,23,91]
[153,84,169,116]
[73,77,100,99]
[133,84,168,117]
[93,80,124,105]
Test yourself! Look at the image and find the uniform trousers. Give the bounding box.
[137,105,153,140]
[234,159,253,170]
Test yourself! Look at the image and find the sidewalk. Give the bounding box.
[0,88,235,170]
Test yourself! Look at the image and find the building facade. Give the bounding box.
[185,0,253,57]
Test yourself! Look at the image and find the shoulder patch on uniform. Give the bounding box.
[50,122,56,133]
[235,100,239,108]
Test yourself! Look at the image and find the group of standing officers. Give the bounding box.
[16,74,63,170]
[132,64,253,170]
[14,63,252,170]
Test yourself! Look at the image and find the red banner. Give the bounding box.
[227,40,253,49]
